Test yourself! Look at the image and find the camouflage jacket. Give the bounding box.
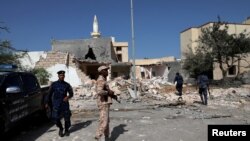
[96,75,112,106]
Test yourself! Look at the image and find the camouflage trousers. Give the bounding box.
[95,104,110,139]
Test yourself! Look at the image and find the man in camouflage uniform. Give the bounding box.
[45,70,73,137]
[95,66,117,141]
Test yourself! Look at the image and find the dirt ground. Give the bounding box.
[3,86,250,141]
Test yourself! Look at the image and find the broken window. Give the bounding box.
[228,65,236,75]
[141,72,145,78]
[85,46,96,60]
[152,71,156,77]
[112,72,118,78]
[116,47,122,51]
[117,54,122,62]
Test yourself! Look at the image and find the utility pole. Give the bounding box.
[130,0,137,98]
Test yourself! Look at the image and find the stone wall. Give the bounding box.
[35,51,73,68]
[166,61,181,83]
[35,51,90,85]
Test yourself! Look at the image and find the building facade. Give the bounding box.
[35,15,130,85]
[132,56,178,81]
[180,18,250,80]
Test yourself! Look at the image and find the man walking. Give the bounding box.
[197,72,209,105]
[174,72,183,97]
[45,70,73,137]
[95,66,117,141]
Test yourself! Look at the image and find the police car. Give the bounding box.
[0,64,50,133]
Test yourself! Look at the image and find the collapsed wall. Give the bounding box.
[35,51,90,87]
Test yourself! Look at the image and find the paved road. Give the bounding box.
[3,100,250,141]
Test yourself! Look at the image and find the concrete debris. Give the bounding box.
[127,87,137,99]
[238,71,250,84]
[70,76,250,110]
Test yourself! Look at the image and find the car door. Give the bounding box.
[21,73,43,114]
[2,73,28,126]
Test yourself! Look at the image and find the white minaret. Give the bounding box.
[91,15,101,38]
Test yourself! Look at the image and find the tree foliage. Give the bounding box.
[183,18,250,80]
[182,47,213,78]
[0,43,26,69]
[0,23,24,68]
[31,68,51,85]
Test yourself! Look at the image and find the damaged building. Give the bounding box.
[27,15,180,87]
[35,15,131,85]
[133,57,181,82]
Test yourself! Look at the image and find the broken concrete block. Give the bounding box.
[127,87,137,98]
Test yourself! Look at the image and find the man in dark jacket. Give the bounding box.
[45,70,73,137]
[174,72,183,96]
[197,72,209,105]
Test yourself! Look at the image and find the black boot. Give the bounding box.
[56,120,64,137]
[200,94,204,105]
[64,129,70,136]
[59,128,64,137]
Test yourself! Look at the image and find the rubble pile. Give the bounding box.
[209,87,250,108]
[70,76,250,110]
[238,71,250,84]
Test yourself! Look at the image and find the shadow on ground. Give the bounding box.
[1,112,54,141]
[70,120,93,133]
[109,124,128,141]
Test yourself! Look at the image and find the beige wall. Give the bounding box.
[111,65,130,79]
[243,18,250,24]
[181,21,250,79]
[112,42,129,62]
[181,23,213,59]
[135,65,169,79]
[181,23,250,58]
[132,56,174,79]
[134,56,175,65]
[213,53,250,80]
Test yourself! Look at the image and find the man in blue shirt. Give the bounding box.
[46,70,73,137]
[174,72,183,97]
[197,72,209,105]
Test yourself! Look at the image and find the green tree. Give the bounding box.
[182,47,213,78]
[0,23,25,68]
[31,68,51,85]
[229,31,250,76]
[183,18,250,80]
[200,21,250,79]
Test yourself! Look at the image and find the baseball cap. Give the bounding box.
[57,70,65,75]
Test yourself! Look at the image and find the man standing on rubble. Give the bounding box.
[174,72,183,97]
[95,65,118,141]
[197,72,209,105]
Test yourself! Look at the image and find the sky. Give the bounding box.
[0,0,250,59]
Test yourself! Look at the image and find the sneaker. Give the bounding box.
[64,129,70,136]
[59,129,64,137]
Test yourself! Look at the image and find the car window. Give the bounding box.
[0,75,5,97]
[21,74,40,94]
[0,75,4,85]
[4,74,23,94]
